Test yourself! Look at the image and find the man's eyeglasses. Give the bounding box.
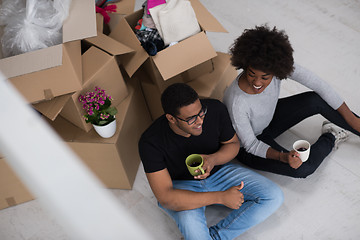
[175,105,207,125]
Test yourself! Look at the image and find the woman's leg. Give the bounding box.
[238,132,335,178]
[237,91,358,178]
[262,91,360,138]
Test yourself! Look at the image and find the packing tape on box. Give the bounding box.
[6,197,17,207]
[44,89,54,100]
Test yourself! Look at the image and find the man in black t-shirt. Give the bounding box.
[139,83,283,239]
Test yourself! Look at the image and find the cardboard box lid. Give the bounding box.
[152,32,217,80]
[110,10,149,78]
[187,52,238,99]
[62,0,97,43]
[0,0,96,78]
[112,0,136,15]
[85,31,134,56]
[9,40,83,103]
[190,0,227,33]
[33,93,73,121]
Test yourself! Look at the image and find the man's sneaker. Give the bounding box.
[322,121,349,149]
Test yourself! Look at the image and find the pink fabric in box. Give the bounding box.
[147,0,166,14]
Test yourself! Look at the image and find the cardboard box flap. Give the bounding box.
[110,10,148,77]
[9,41,83,103]
[96,13,104,33]
[190,0,227,33]
[152,32,217,80]
[0,45,63,79]
[112,0,136,15]
[62,0,97,43]
[82,46,113,84]
[85,32,134,56]
[187,52,238,99]
[33,93,73,121]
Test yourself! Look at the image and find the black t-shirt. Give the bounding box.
[138,99,236,180]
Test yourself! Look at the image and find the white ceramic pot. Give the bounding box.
[92,119,117,138]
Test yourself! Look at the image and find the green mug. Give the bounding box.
[185,154,205,176]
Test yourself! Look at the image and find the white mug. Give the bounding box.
[293,140,311,162]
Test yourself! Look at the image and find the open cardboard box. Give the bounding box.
[34,46,130,132]
[0,156,34,210]
[47,78,152,189]
[141,52,238,120]
[110,0,227,82]
[0,0,97,103]
[33,14,134,123]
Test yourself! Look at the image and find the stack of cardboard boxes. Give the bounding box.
[0,0,238,211]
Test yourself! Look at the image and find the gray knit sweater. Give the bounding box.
[223,63,343,158]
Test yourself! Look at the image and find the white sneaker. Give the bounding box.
[322,121,349,149]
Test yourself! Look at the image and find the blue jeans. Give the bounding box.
[238,91,360,178]
[159,163,283,240]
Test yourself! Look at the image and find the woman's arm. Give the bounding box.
[337,102,360,132]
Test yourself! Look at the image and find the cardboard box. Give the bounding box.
[0,157,34,210]
[59,46,129,132]
[0,0,97,103]
[110,0,227,81]
[143,57,215,93]
[107,0,136,32]
[187,52,238,100]
[47,79,152,189]
[32,16,135,123]
[141,52,238,120]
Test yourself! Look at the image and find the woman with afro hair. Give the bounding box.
[223,25,360,178]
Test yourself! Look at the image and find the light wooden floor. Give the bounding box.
[0,0,360,239]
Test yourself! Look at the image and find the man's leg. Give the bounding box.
[207,163,283,240]
[158,180,212,240]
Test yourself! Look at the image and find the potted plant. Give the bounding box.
[78,86,118,138]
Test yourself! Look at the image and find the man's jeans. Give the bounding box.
[159,163,283,240]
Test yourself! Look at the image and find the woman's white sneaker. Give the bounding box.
[322,121,349,149]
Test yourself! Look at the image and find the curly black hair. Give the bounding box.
[229,25,294,79]
[161,83,199,117]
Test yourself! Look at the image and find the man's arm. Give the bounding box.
[146,168,244,211]
[195,133,240,179]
